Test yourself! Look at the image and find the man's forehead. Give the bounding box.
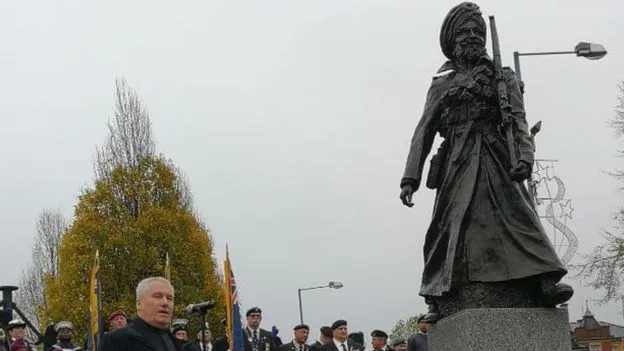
[148,281,173,293]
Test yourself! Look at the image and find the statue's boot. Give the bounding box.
[423,301,439,324]
[539,276,574,307]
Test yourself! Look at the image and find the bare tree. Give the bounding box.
[94,78,194,217]
[15,208,67,336]
[574,83,624,301]
[95,77,156,180]
[33,209,66,276]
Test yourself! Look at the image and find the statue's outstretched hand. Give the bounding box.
[510,161,531,182]
[400,185,415,207]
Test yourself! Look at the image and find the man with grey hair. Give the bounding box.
[101,277,184,351]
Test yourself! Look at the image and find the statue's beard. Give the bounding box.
[453,40,486,63]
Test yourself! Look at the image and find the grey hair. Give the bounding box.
[136,277,174,301]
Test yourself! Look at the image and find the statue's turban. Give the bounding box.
[440,2,486,59]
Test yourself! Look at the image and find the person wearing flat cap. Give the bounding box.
[317,320,363,351]
[370,330,390,351]
[390,340,405,351]
[399,1,573,323]
[48,321,82,351]
[277,325,309,351]
[243,307,276,351]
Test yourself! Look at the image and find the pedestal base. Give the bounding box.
[428,308,571,351]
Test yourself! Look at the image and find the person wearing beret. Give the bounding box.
[242,307,277,351]
[317,320,363,351]
[277,324,309,351]
[406,315,428,351]
[370,330,390,351]
[108,311,128,333]
[390,339,406,351]
[309,326,332,351]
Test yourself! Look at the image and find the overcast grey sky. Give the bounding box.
[1,0,623,340]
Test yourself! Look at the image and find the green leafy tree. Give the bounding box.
[41,79,224,343]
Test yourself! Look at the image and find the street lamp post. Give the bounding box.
[513,42,607,81]
[512,41,607,205]
[297,281,343,324]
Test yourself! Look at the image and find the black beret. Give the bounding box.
[371,330,387,338]
[392,339,406,347]
[293,324,309,331]
[320,326,333,338]
[246,307,262,316]
[331,320,347,329]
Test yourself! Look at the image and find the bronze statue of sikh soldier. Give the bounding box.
[399,2,573,322]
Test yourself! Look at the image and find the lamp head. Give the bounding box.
[575,42,607,60]
[328,281,343,289]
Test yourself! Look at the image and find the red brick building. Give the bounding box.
[571,308,624,351]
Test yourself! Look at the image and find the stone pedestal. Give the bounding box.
[428,308,571,351]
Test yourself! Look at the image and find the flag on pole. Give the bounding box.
[224,246,244,351]
[87,249,101,351]
[165,252,171,281]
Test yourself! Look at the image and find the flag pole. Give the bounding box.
[224,245,233,351]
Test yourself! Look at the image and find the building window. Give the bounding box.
[612,346,619,351]
[589,345,600,351]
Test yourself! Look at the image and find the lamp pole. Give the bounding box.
[297,281,343,324]
[512,42,607,205]
[513,42,607,82]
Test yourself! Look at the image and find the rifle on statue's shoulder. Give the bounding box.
[489,15,518,167]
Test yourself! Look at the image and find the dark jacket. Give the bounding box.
[318,341,364,351]
[242,328,276,351]
[278,341,309,351]
[309,341,322,351]
[213,336,228,351]
[100,318,185,351]
[406,333,427,351]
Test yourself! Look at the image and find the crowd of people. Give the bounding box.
[1,277,429,351]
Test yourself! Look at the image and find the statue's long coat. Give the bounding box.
[402,56,567,298]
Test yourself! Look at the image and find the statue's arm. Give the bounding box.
[401,78,444,190]
[504,67,534,167]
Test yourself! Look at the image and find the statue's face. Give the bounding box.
[453,19,486,62]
